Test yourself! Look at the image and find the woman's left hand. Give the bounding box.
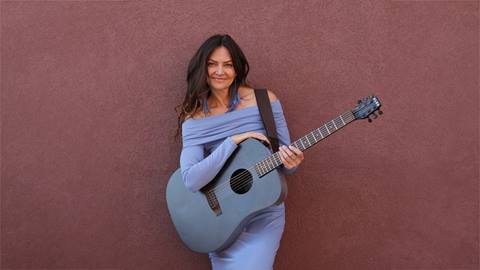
[279,145,304,169]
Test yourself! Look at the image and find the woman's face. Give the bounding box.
[206,46,236,92]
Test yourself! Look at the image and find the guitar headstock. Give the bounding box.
[352,95,382,122]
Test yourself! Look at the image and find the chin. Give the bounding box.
[210,82,233,90]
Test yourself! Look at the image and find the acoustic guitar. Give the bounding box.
[166,95,382,253]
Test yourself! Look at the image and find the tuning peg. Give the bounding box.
[372,112,378,119]
[368,117,372,123]
[378,110,383,115]
[358,100,362,104]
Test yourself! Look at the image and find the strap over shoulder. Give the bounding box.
[254,88,279,152]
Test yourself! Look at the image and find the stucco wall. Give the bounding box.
[1,1,478,269]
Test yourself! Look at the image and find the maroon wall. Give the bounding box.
[1,1,478,269]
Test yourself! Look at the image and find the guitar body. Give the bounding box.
[166,138,287,253]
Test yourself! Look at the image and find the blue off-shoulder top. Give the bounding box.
[180,100,298,192]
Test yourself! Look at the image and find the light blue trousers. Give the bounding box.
[208,204,285,270]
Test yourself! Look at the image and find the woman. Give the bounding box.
[175,34,304,270]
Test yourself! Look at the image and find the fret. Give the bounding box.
[345,111,354,122]
[324,124,331,134]
[324,125,330,134]
[334,117,342,128]
[301,137,309,148]
[291,141,299,150]
[256,110,357,178]
[328,121,336,132]
[274,154,282,166]
[304,134,311,146]
[306,134,311,144]
[304,137,310,149]
[331,119,337,130]
[276,153,282,165]
[299,138,305,150]
[261,161,267,174]
[316,128,324,139]
[319,127,325,138]
[295,141,302,149]
[307,133,315,145]
[256,164,263,176]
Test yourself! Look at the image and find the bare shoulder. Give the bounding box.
[266,89,279,102]
[238,86,255,100]
[184,107,205,120]
[238,86,279,104]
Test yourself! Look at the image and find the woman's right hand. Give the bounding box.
[231,132,271,146]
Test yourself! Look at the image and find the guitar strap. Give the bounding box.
[254,88,279,152]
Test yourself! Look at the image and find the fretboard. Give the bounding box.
[254,110,355,177]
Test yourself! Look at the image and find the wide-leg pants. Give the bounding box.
[208,203,285,270]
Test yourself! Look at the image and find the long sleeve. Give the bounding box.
[179,99,297,193]
[274,103,299,175]
[180,136,238,192]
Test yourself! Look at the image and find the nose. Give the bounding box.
[215,65,224,75]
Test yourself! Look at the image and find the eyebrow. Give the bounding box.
[207,59,233,63]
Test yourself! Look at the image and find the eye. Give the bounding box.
[207,62,215,66]
[225,63,233,68]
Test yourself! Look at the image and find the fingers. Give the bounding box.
[248,132,270,145]
[234,132,270,145]
[281,146,295,162]
[289,145,303,155]
[279,147,295,169]
[279,145,304,169]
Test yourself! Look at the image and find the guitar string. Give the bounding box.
[206,138,299,200]
[209,115,355,201]
[213,122,342,200]
[206,113,356,200]
[215,111,360,201]
[211,104,372,200]
[218,110,372,200]
[208,116,351,201]
[205,151,278,199]
[210,127,321,199]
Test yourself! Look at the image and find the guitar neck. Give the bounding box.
[254,110,356,177]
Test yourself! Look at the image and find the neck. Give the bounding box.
[210,88,230,108]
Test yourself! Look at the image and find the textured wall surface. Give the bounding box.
[1,1,478,269]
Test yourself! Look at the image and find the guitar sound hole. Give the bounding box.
[230,169,252,194]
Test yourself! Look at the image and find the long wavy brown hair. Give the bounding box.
[174,34,250,141]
